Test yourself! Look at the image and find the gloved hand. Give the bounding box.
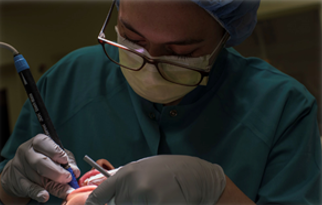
[85,155,226,205]
[1,134,81,203]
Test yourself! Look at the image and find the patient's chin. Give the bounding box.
[63,186,97,205]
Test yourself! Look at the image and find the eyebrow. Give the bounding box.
[120,19,145,37]
[119,18,204,45]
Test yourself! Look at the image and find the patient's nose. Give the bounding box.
[94,159,114,170]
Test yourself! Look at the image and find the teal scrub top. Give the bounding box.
[1,45,321,205]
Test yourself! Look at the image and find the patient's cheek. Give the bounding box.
[64,186,97,205]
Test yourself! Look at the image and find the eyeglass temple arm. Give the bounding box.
[99,0,116,38]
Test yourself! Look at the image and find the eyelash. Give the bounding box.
[123,36,193,59]
[124,35,141,45]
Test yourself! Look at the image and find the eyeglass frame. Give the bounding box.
[97,0,229,86]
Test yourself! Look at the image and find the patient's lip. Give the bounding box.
[69,185,97,194]
[64,186,97,205]
[64,159,116,205]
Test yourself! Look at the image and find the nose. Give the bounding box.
[146,43,170,57]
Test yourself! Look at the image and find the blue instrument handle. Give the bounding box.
[66,167,79,189]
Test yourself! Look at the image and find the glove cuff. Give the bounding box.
[211,164,226,203]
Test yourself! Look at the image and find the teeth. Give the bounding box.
[84,173,106,186]
[83,167,122,186]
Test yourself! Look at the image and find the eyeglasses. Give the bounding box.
[98,0,228,86]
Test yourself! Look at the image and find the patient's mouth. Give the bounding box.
[78,169,107,187]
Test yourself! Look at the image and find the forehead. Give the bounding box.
[118,0,221,42]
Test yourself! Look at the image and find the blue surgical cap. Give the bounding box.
[116,0,260,47]
[191,0,260,47]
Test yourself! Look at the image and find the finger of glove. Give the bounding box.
[85,175,117,205]
[20,174,50,203]
[65,149,81,178]
[32,134,68,165]
[25,147,72,184]
[42,177,75,199]
[1,161,49,203]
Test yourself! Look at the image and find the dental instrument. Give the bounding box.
[0,42,79,190]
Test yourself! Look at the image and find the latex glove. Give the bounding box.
[1,134,81,203]
[85,155,226,205]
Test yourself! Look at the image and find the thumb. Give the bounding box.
[85,174,118,205]
[68,163,81,179]
[65,149,81,178]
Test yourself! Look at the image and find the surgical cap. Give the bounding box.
[116,0,260,47]
[191,0,260,47]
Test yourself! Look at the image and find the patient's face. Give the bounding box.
[62,159,115,205]
[63,186,97,205]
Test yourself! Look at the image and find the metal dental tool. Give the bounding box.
[83,155,111,178]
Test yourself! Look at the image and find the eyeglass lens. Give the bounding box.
[103,44,202,86]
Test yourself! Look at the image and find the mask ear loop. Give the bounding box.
[199,32,230,86]
[207,32,230,67]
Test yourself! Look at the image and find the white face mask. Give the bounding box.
[116,27,226,104]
